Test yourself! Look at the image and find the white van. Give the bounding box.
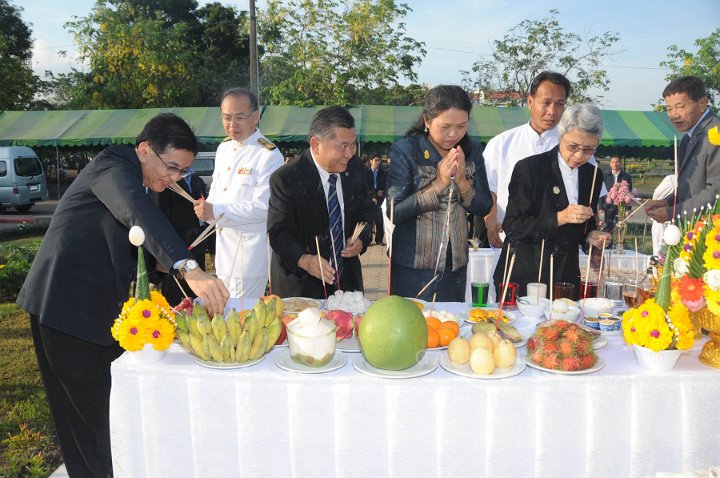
[0,146,49,212]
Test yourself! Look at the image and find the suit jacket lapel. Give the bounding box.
[679,113,712,175]
[298,151,330,227]
[548,151,569,211]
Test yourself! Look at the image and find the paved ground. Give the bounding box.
[360,243,389,300]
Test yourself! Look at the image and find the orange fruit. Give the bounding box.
[439,321,459,336]
[426,317,442,330]
[438,327,456,347]
[427,326,440,348]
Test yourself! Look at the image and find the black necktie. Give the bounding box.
[679,135,690,162]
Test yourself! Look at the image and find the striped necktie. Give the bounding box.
[327,174,344,280]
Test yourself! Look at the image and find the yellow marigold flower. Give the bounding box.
[129,299,159,322]
[641,313,674,352]
[115,316,147,351]
[709,126,720,146]
[622,308,643,346]
[151,290,172,313]
[705,288,720,316]
[146,317,175,350]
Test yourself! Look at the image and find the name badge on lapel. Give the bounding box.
[553,186,560,195]
[237,167,252,175]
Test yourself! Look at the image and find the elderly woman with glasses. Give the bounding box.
[492,104,612,298]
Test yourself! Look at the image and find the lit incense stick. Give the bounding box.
[499,254,516,310]
[266,234,272,295]
[329,227,341,290]
[549,254,554,320]
[583,244,593,298]
[172,274,190,299]
[315,236,328,300]
[596,238,607,298]
[673,135,678,222]
[387,198,394,296]
[167,182,196,204]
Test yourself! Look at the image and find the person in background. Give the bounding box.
[158,170,210,305]
[483,71,571,248]
[493,104,612,296]
[645,76,720,223]
[284,151,296,164]
[268,106,373,298]
[17,114,228,478]
[386,85,493,301]
[365,154,387,245]
[194,87,284,298]
[600,155,633,231]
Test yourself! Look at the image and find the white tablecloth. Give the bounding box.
[110,303,720,478]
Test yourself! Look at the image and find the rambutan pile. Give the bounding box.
[527,320,598,371]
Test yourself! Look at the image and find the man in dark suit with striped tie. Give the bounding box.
[268,106,373,298]
[645,76,720,223]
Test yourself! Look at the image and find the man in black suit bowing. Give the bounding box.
[268,106,373,299]
[365,154,387,245]
[17,114,229,478]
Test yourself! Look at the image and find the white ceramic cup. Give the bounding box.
[526,282,547,299]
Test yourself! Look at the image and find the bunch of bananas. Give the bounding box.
[175,298,282,363]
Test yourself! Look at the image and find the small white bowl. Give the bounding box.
[577,298,615,318]
[542,302,581,322]
[517,296,545,318]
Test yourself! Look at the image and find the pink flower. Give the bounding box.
[682,296,706,313]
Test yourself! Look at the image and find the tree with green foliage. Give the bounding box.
[660,28,720,110]
[48,0,250,109]
[460,10,620,106]
[0,0,43,110]
[259,0,426,106]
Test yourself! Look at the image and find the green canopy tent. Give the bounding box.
[0,105,681,153]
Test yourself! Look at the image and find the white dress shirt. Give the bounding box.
[557,154,579,205]
[311,151,346,248]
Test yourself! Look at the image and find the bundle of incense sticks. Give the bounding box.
[584,162,599,233]
[167,182,196,204]
[350,222,366,243]
[498,254,516,312]
[188,213,225,250]
[616,199,649,225]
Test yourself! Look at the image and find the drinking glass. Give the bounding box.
[471,282,489,307]
[526,282,547,300]
[553,282,575,301]
[578,280,598,300]
[623,279,639,309]
[499,282,519,309]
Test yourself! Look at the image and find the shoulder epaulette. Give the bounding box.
[258,137,277,150]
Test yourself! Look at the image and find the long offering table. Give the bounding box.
[110,302,720,477]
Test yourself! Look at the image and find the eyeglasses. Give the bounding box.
[151,146,192,179]
[221,113,253,124]
[563,138,598,155]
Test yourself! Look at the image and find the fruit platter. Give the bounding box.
[465,307,515,324]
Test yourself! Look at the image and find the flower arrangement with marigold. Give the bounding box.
[110,226,176,352]
[623,219,696,352]
[605,180,638,217]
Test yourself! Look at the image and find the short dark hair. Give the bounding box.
[136,113,198,155]
[308,106,355,140]
[407,85,472,136]
[221,87,259,112]
[663,76,706,101]
[529,71,571,99]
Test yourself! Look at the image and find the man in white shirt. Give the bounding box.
[483,71,571,247]
[195,88,284,298]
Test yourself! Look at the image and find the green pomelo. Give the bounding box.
[358,295,428,370]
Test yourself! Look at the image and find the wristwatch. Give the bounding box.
[178,259,199,278]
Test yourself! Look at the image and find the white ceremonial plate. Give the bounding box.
[274,349,347,374]
[593,335,608,350]
[526,356,605,375]
[337,336,361,353]
[352,353,438,379]
[282,297,322,313]
[193,354,266,369]
[439,354,526,380]
[464,309,517,325]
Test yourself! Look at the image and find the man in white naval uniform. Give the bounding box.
[195,88,283,297]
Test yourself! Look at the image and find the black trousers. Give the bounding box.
[30,316,123,478]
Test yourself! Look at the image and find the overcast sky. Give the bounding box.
[17,0,718,110]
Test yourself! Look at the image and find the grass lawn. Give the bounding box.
[0,303,61,478]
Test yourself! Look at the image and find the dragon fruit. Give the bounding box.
[325,310,355,342]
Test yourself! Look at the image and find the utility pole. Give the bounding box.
[249,0,260,103]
